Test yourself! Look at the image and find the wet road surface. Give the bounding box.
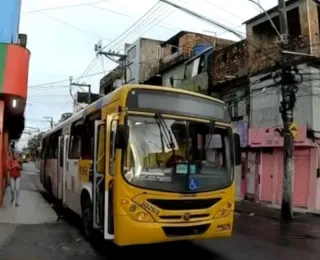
[0,163,319,259]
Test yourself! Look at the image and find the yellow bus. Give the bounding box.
[40,84,241,246]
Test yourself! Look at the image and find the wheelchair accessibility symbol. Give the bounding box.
[189,178,199,191]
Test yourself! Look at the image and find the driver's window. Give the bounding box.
[204,134,223,167]
[96,124,105,174]
[109,120,118,176]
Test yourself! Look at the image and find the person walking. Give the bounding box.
[9,153,22,207]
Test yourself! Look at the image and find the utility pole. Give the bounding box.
[278,0,295,221]
[94,40,128,83]
[69,77,92,104]
[43,117,54,129]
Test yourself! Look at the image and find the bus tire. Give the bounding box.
[81,194,94,240]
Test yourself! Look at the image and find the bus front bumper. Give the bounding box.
[113,212,233,246]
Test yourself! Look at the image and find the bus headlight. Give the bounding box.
[131,206,154,222]
[138,212,146,221]
[214,201,233,219]
[121,199,155,222]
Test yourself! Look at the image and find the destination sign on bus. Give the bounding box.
[126,89,230,121]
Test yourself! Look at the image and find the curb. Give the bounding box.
[235,208,281,221]
[235,207,310,221]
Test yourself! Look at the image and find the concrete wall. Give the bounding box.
[180,72,208,94]
[162,64,185,88]
[125,39,140,84]
[139,38,162,83]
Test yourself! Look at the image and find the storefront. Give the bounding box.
[248,126,320,210]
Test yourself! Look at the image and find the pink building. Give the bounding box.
[244,125,320,211]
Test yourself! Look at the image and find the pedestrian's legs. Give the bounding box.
[15,177,20,207]
[9,177,15,203]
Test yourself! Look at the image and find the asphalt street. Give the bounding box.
[0,163,319,259]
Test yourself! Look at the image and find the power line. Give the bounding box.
[203,0,245,21]
[37,10,113,41]
[90,4,180,32]
[28,71,109,89]
[160,0,244,39]
[75,1,166,82]
[107,0,184,31]
[100,1,162,52]
[0,0,111,18]
[76,0,186,82]
[113,0,186,52]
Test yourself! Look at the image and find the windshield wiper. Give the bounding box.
[155,113,175,152]
[205,120,216,151]
[155,114,165,153]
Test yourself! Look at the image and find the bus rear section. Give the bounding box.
[91,86,241,246]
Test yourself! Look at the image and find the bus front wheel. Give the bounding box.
[81,195,94,240]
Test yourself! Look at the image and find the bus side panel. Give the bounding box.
[65,158,82,215]
[44,159,52,192]
[50,159,59,198]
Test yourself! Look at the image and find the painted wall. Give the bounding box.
[0,43,30,98]
[248,126,308,147]
[0,0,21,44]
[259,147,318,210]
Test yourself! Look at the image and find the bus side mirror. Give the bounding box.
[233,133,241,166]
[115,125,129,150]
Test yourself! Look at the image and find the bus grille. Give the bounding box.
[147,198,221,210]
[162,224,210,237]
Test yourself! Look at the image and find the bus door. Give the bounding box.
[93,120,111,236]
[62,135,69,205]
[57,136,64,200]
[104,114,119,239]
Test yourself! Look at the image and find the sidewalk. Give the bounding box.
[236,200,320,221]
[0,163,57,225]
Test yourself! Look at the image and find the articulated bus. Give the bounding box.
[39,84,241,246]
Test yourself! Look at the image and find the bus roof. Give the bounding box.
[42,84,226,138]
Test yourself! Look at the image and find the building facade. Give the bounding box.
[206,0,320,210]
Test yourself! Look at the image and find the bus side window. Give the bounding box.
[96,124,105,174]
[81,121,94,160]
[109,120,118,176]
[59,140,64,167]
[69,122,82,159]
[69,136,81,159]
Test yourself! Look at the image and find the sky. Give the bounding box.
[16,0,279,148]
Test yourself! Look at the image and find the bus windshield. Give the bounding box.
[123,115,233,193]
